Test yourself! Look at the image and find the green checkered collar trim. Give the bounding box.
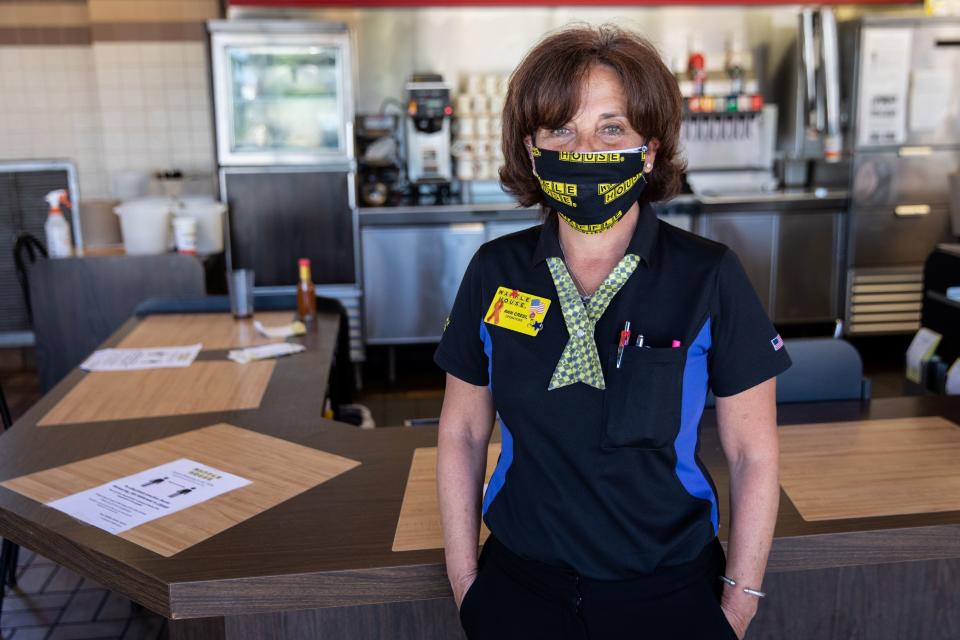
[545,254,640,390]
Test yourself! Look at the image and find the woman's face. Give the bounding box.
[531,65,647,153]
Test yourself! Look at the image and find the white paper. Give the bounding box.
[909,69,954,132]
[858,28,912,147]
[80,344,202,372]
[47,458,251,535]
[228,342,305,364]
[946,359,960,395]
[254,320,305,339]
[905,327,942,384]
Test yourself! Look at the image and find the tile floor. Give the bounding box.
[0,546,164,640]
[0,333,920,638]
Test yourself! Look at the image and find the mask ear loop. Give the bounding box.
[528,131,540,177]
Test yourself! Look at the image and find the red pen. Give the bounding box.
[617,321,631,368]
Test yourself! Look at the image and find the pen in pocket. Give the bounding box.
[616,321,631,368]
[633,335,681,348]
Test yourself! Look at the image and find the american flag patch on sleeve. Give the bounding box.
[771,334,784,351]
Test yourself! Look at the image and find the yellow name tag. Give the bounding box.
[484,287,551,336]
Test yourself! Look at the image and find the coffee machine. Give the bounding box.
[404,74,453,203]
[355,113,402,207]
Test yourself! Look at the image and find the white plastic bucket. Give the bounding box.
[175,197,226,255]
[113,197,174,255]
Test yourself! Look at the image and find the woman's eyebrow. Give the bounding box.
[598,112,627,119]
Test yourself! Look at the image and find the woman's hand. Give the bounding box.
[720,601,751,639]
[720,586,758,639]
[453,569,478,610]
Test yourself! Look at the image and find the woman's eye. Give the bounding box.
[601,124,624,135]
[549,127,571,137]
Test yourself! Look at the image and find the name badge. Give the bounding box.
[484,287,551,336]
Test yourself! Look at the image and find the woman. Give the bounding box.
[436,25,790,639]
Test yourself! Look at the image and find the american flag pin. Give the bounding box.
[771,334,784,351]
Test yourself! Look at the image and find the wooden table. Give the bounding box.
[0,314,959,639]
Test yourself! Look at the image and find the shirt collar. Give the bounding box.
[532,201,659,267]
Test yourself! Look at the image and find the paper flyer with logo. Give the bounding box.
[79,344,202,372]
[47,458,251,535]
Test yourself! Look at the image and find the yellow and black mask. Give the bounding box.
[531,145,648,234]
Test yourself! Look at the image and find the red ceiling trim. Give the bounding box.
[229,0,915,6]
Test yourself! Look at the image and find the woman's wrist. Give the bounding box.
[450,567,478,605]
[452,567,477,586]
[721,583,760,618]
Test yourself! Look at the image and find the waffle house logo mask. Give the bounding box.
[531,145,648,234]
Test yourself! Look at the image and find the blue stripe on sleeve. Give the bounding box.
[673,318,719,533]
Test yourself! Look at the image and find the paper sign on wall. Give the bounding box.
[909,69,954,132]
[858,28,912,147]
[47,458,251,535]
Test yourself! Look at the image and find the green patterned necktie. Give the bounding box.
[546,254,640,390]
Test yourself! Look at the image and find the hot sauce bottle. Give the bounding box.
[296,258,316,322]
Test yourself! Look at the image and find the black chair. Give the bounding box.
[705,337,871,407]
[134,293,355,417]
[26,254,205,392]
[0,381,11,430]
[0,380,20,617]
[13,233,47,325]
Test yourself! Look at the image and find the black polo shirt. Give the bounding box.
[435,202,792,580]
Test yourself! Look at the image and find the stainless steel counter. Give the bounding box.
[358,202,539,225]
[357,189,849,225]
[694,188,848,212]
[358,189,851,345]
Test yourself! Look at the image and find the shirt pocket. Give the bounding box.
[600,345,685,450]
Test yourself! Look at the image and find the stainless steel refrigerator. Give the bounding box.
[208,19,364,360]
[840,16,960,336]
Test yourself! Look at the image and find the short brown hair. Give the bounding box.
[499,24,685,209]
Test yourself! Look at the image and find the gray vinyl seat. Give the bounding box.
[705,337,869,406]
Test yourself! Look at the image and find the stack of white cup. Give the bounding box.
[453,72,509,181]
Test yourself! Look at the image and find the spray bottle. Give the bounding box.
[44,189,73,258]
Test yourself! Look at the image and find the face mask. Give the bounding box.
[531,145,648,234]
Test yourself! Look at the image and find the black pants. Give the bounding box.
[458,534,738,640]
